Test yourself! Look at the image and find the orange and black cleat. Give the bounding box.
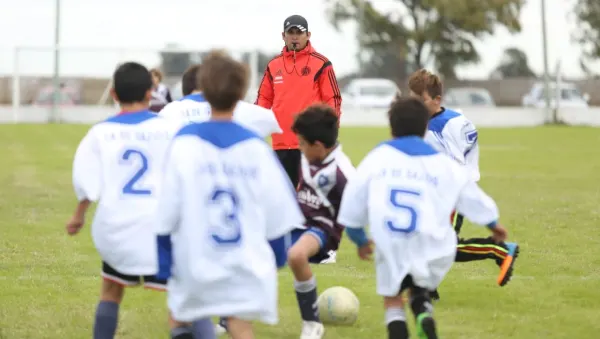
[497,242,519,287]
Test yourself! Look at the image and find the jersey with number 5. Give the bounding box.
[72,110,181,276]
[338,136,499,261]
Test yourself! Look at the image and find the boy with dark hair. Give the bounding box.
[408,69,520,300]
[159,63,281,138]
[67,62,181,339]
[338,97,516,339]
[286,104,355,339]
[156,50,303,339]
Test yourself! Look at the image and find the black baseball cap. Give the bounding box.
[284,15,308,33]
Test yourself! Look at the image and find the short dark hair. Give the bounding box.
[199,50,248,111]
[112,62,153,104]
[181,64,202,96]
[408,69,443,98]
[388,97,430,138]
[292,104,339,148]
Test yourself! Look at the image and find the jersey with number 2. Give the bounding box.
[72,110,181,276]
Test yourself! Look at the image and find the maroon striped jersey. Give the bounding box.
[296,145,356,251]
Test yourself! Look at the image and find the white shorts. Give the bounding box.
[374,232,457,296]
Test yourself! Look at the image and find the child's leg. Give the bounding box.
[287,232,322,323]
[96,263,133,339]
[383,295,409,339]
[409,286,437,339]
[227,317,254,339]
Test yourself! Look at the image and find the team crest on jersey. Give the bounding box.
[274,69,283,84]
[317,174,329,188]
[465,130,478,144]
[301,66,311,76]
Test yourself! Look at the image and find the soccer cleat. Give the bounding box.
[416,313,438,339]
[300,321,325,339]
[497,242,519,287]
[319,250,337,264]
[429,289,440,302]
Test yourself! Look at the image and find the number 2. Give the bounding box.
[385,189,420,234]
[120,149,152,195]
[209,189,242,245]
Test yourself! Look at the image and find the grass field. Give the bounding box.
[1,125,600,339]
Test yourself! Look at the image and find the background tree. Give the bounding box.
[490,47,536,79]
[327,0,524,79]
[573,0,600,74]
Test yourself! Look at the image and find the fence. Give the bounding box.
[2,105,600,127]
[0,46,262,107]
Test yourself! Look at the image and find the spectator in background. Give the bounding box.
[149,68,173,112]
[256,14,342,189]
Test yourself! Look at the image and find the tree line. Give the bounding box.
[326,0,600,81]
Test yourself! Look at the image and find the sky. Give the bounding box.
[0,0,597,79]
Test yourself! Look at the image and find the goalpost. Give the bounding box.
[8,46,260,123]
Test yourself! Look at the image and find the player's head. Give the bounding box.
[282,15,311,51]
[150,68,163,87]
[292,104,339,163]
[388,97,430,138]
[199,50,249,113]
[408,69,443,115]
[110,62,153,106]
[181,64,202,96]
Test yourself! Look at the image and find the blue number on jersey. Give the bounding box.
[386,188,420,233]
[209,188,242,245]
[121,149,152,195]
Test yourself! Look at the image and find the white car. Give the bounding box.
[522,82,590,109]
[342,78,400,109]
[442,87,496,110]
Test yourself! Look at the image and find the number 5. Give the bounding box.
[386,189,420,234]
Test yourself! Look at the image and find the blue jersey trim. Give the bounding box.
[175,120,261,149]
[103,110,158,125]
[381,136,438,156]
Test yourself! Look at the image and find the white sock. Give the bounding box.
[294,276,317,293]
[385,307,406,325]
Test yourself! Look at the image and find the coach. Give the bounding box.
[255,14,342,188]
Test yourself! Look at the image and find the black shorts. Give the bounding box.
[275,149,301,188]
[101,262,166,291]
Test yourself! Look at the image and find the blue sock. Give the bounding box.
[192,318,217,339]
[93,301,119,339]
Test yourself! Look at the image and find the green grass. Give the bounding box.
[1,125,599,339]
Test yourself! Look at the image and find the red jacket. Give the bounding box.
[255,42,342,150]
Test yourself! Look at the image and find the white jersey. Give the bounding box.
[337,136,499,295]
[424,108,480,182]
[72,110,181,275]
[156,120,304,324]
[158,93,282,138]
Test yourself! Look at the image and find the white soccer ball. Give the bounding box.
[317,286,359,325]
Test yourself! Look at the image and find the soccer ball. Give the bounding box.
[317,286,359,325]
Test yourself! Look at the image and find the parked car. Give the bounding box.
[522,82,590,108]
[342,78,401,109]
[442,87,496,108]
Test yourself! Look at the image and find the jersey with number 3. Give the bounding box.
[72,110,181,276]
[337,137,499,294]
[424,108,480,182]
[156,120,304,324]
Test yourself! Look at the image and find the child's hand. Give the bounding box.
[66,215,85,235]
[357,240,374,260]
[490,224,508,243]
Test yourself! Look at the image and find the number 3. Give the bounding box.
[209,189,242,245]
[386,189,420,233]
[120,149,152,195]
